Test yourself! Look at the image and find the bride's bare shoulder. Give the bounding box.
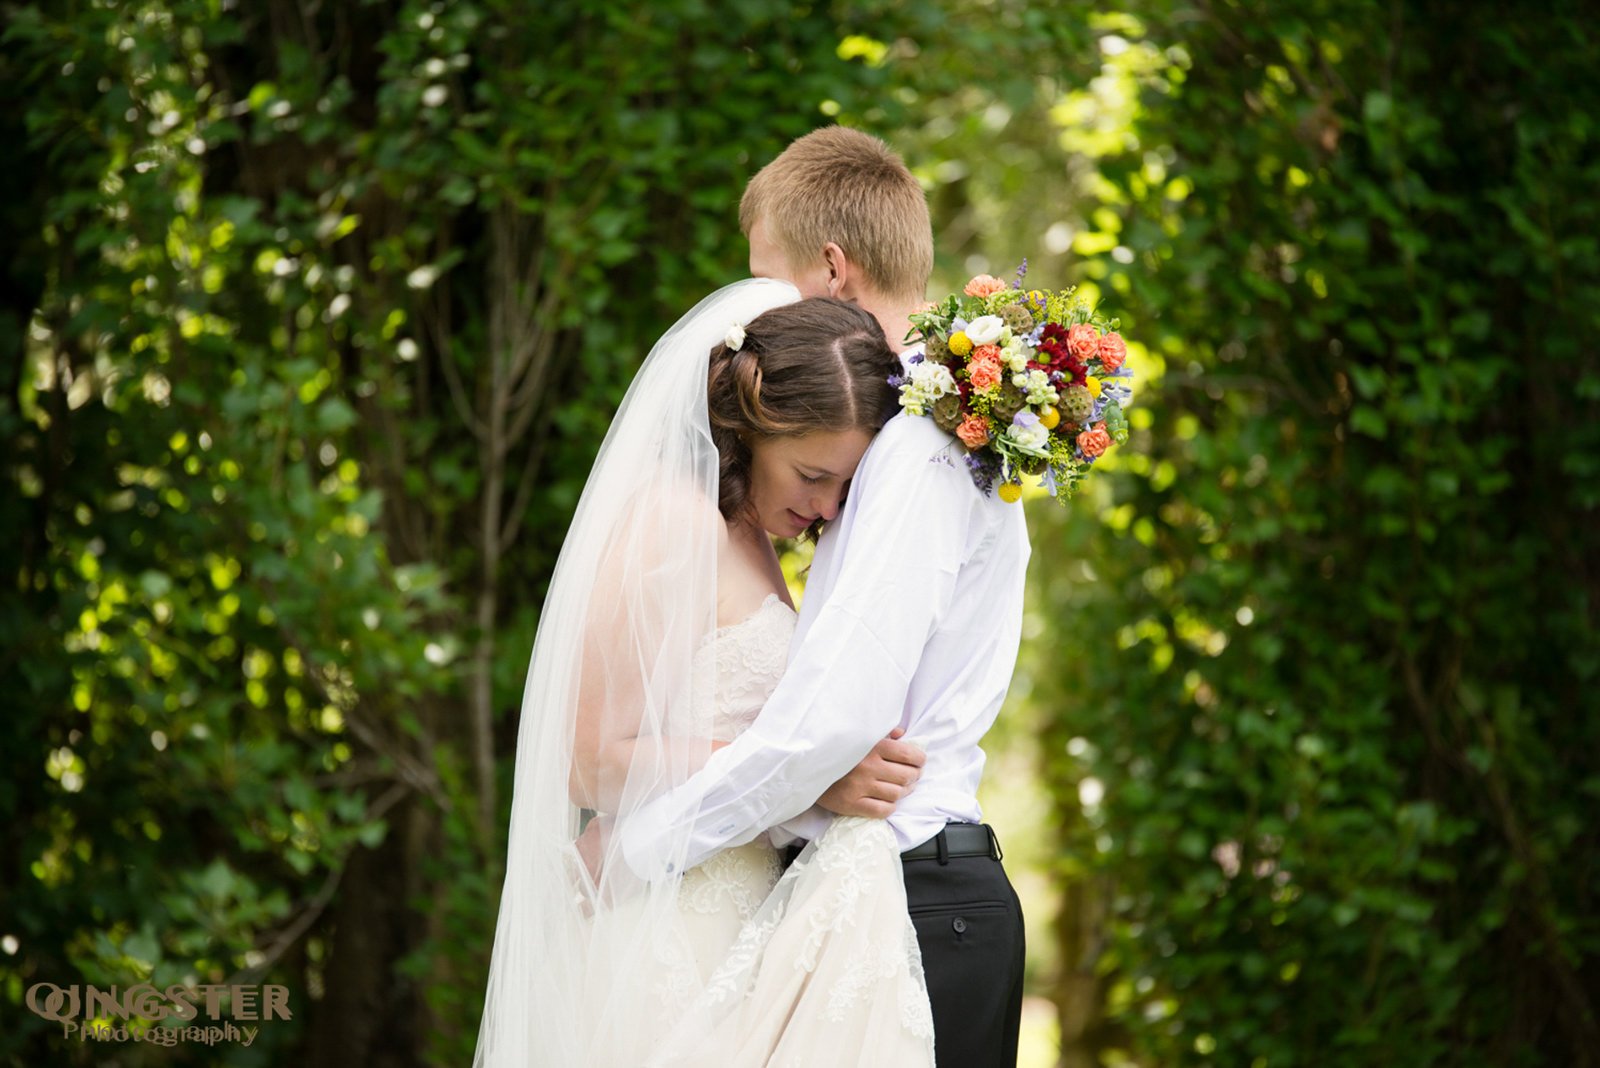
[623,477,728,547]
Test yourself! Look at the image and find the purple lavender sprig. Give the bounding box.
[964,451,1000,495]
[1013,257,1029,290]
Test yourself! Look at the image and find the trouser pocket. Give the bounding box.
[908,900,1024,1068]
[909,900,1015,947]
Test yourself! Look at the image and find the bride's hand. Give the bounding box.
[816,729,925,819]
[576,814,613,885]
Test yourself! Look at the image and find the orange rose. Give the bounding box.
[956,414,991,449]
[968,355,1003,392]
[973,343,1003,363]
[964,274,1007,298]
[1066,323,1101,361]
[1077,422,1112,458]
[1097,331,1127,372]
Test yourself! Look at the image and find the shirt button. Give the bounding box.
[952,917,967,934]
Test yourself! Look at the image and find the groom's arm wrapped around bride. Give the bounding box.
[618,411,1029,879]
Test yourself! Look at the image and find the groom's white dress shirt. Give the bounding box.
[620,358,1031,880]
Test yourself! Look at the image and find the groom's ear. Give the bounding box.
[821,241,850,299]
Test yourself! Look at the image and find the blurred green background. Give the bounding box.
[3,1,1596,1065]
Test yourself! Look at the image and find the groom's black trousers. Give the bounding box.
[901,822,1025,1068]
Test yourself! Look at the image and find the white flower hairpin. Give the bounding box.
[725,323,746,351]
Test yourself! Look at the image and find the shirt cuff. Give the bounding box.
[772,804,833,845]
[617,801,678,882]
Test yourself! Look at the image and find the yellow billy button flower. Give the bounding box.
[1037,405,1061,430]
[998,482,1023,503]
[947,331,973,357]
[1087,376,1103,398]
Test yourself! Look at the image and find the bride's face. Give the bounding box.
[746,429,874,538]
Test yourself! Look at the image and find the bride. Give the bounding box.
[473,278,935,1067]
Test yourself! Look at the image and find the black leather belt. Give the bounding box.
[900,822,1003,863]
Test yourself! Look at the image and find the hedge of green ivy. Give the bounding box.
[1033,3,1598,1064]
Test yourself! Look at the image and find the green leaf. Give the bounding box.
[198,859,234,902]
[1349,406,1387,439]
[318,397,358,433]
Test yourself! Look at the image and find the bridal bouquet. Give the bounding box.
[896,261,1135,503]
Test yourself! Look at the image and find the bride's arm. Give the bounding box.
[566,609,731,811]
[569,727,728,813]
[567,491,733,813]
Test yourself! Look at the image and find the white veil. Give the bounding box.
[472,277,802,1068]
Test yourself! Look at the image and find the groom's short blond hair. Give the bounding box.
[740,126,932,303]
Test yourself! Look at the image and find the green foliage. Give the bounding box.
[1,1,1042,1063]
[7,0,1593,1065]
[1021,3,1600,1064]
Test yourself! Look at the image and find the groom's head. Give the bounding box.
[742,126,932,308]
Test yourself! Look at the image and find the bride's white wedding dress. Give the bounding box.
[634,592,936,1067]
[471,280,932,1068]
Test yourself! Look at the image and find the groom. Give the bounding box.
[619,126,1030,1067]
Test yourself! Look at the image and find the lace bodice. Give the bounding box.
[691,592,797,742]
[673,592,795,928]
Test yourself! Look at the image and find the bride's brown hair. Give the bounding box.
[706,297,899,527]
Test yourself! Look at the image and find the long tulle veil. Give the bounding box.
[471,278,802,1067]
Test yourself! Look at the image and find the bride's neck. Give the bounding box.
[728,515,773,550]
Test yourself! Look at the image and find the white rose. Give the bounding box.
[725,323,746,351]
[1006,420,1050,455]
[965,315,1004,346]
